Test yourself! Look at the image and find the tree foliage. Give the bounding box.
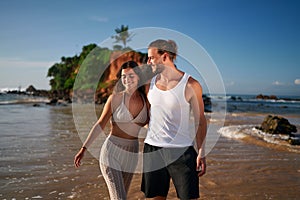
[47,44,112,94]
[111,25,134,49]
[46,25,143,101]
[73,46,111,90]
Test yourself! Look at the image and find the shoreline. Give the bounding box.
[1,100,300,199]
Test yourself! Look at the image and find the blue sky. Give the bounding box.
[0,0,299,96]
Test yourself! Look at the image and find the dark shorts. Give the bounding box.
[141,143,199,199]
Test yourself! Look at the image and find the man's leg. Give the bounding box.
[167,146,199,200]
[142,144,170,198]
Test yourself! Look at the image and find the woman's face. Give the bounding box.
[121,68,139,90]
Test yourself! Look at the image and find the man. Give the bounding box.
[141,39,207,200]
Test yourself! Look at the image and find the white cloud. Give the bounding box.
[89,16,109,22]
[294,79,300,85]
[226,81,235,86]
[272,81,285,86]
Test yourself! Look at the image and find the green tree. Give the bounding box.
[47,55,79,94]
[111,25,134,48]
[74,46,111,91]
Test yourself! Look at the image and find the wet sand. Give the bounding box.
[72,136,300,200]
[1,105,299,199]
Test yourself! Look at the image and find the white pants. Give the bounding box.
[100,135,139,200]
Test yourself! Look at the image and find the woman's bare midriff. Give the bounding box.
[110,121,144,140]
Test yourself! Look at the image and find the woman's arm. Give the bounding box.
[74,95,113,167]
[82,95,113,148]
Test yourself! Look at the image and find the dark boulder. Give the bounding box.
[258,115,297,135]
[288,133,300,145]
[46,98,58,106]
[26,85,37,93]
[202,94,212,112]
[256,94,278,100]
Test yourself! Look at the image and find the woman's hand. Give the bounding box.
[74,147,86,168]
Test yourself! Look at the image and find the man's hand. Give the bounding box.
[196,156,206,177]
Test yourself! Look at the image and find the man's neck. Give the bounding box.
[160,64,183,81]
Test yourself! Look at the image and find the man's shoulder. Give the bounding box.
[185,76,203,98]
[184,75,203,101]
[187,76,202,88]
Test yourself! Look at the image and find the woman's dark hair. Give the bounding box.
[114,61,146,97]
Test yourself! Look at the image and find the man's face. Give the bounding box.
[147,47,165,74]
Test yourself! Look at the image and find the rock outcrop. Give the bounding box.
[202,95,212,112]
[107,51,147,81]
[256,94,278,100]
[26,85,50,97]
[257,115,299,145]
[258,115,297,135]
[93,50,148,103]
[72,50,148,104]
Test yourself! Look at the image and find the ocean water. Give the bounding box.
[0,93,300,199]
[213,94,300,150]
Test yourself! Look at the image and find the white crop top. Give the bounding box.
[111,92,148,124]
[144,73,196,148]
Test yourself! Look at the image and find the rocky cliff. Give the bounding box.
[75,50,148,104]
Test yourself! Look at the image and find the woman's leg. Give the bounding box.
[100,164,127,200]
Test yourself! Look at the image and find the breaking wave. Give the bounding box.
[218,125,300,153]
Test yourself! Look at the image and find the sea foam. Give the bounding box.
[218,125,249,139]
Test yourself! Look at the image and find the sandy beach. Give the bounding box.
[71,129,300,200]
[1,95,300,199]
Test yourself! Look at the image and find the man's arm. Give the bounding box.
[187,77,207,176]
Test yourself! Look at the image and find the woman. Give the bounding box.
[74,61,149,199]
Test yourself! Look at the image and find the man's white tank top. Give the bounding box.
[145,73,195,148]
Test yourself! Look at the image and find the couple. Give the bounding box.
[74,39,207,200]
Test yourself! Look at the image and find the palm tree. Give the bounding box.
[112,25,134,48]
